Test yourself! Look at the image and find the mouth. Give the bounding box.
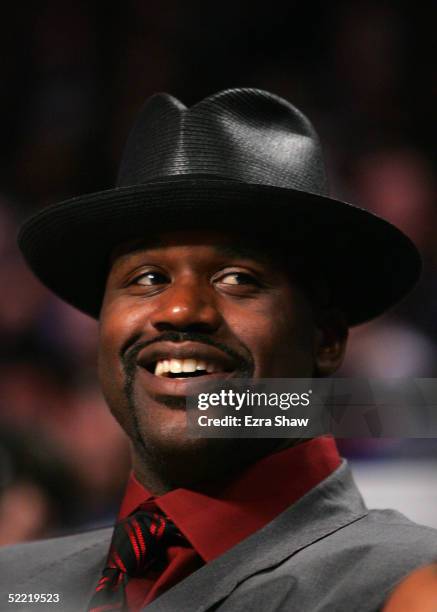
[135,341,242,394]
[146,357,230,378]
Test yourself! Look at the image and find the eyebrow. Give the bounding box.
[111,239,280,266]
[208,244,279,265]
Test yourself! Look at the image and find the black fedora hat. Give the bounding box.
[18,88,420,325]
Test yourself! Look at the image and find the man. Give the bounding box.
[1,88,436,611]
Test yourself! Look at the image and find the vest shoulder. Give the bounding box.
[341,507,437,557]
[0,527,113,568]
[0,528,113,610]
[361,507,437,534]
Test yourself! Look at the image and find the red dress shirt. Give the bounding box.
[118,436,340,610]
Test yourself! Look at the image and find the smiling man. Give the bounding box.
[99,229,341,494]
[2,88,437,612]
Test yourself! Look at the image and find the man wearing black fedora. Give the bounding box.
[1,88,437,611]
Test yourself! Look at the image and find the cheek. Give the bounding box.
[272,295,316,375]
[98,298,147,365]
[97,301,146,420]
[223,293,316,376]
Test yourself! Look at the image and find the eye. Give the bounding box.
[133,271,170,286]
[216,272,260,286]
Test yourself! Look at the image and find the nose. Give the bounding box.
[148,277,223,334]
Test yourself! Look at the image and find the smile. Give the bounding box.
[153,358,226,378]
[136,341,239,391]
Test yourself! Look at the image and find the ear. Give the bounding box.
[314,310,348,376]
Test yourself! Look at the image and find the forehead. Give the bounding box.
[110,229,283,267]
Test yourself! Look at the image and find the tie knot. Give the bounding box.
[108,507,181,577]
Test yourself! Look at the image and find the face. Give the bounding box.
[98,230,347,489]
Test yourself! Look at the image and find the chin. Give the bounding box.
[131,397,210,455]
[133,431,236,489]
[127,390,286,488]
[132,409,283,490]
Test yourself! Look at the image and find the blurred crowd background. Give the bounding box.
[0,0,436,545]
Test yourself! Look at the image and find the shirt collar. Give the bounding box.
[119,436,340,562]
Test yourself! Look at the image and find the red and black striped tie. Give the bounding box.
[88,505,183,612]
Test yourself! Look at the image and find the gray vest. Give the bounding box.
[1,462,436,611]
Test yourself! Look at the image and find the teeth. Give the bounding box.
[182,359,197,372]
[170,359,182,373]
[153,358,220,376]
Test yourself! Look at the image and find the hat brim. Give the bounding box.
[18,177,421,325]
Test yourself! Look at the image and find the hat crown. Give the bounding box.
[117,88,329,196]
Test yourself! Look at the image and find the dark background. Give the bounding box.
[0,0,436,544]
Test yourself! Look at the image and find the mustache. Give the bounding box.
[121,331,255,382]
